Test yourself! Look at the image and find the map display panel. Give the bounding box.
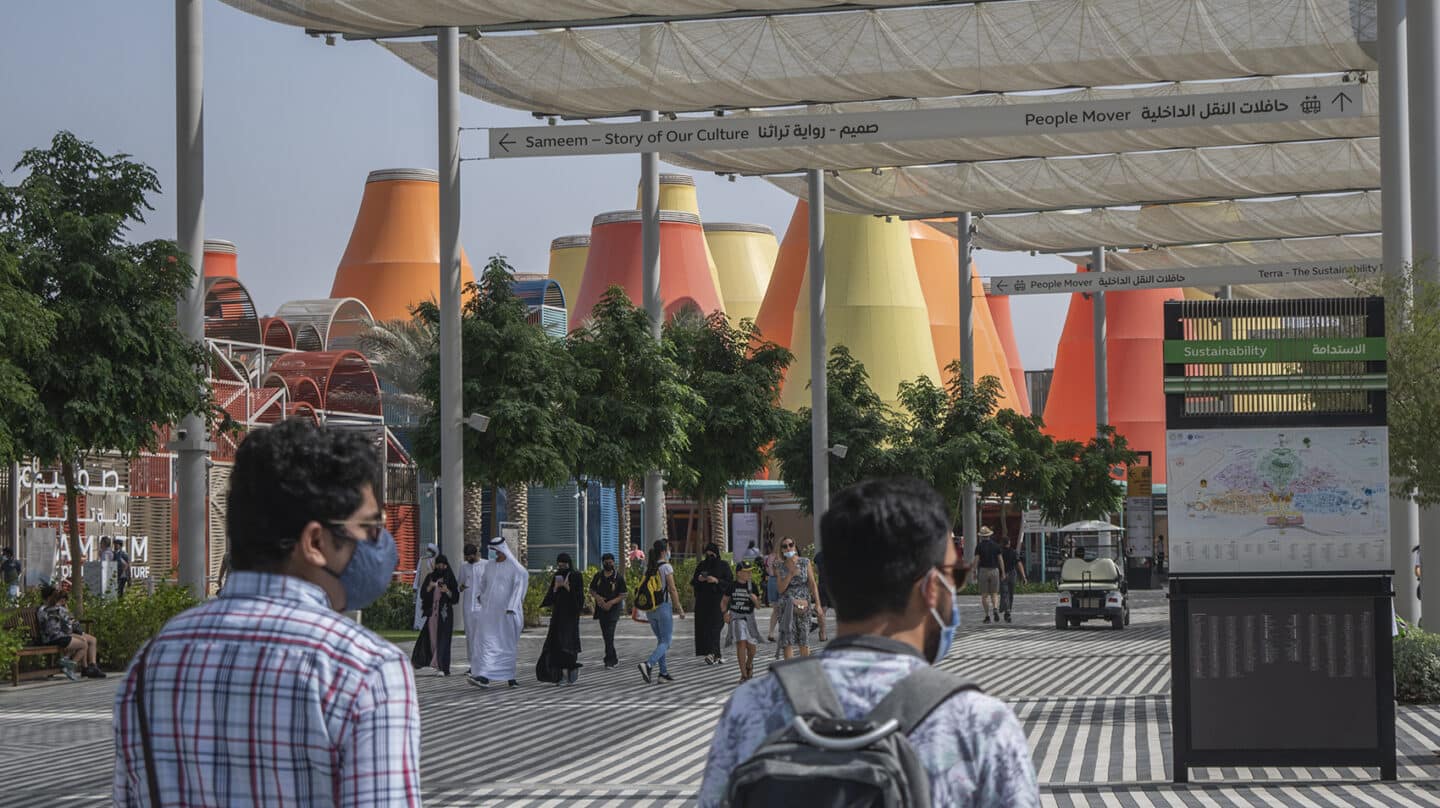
[1167,428,1389,573]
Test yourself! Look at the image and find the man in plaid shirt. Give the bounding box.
[113,419,421,806]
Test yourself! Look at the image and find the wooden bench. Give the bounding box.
[6,607,64,686]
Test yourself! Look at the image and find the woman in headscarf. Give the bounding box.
[537,552,586,685]
[692,542,733,665]
[412,543,438,630]
[410,553,460,676]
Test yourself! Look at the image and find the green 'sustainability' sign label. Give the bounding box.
[1163,338,1386,364]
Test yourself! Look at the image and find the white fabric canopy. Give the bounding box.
[219,1,928,33]
[769,138,1378,216]
[381,0,1377,116]
[666,74,1377,174]
[932,191,1381,253]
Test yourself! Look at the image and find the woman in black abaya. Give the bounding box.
[411,554,461,676]
[692,543,733,665]
[537,553,586,685]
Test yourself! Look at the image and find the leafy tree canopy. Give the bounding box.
[1037,425,1136,526]
[0,243,53,462]
[1378,271,1440,505]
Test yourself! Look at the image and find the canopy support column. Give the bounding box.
[809,169,828,549]
[641,111,665,552]
[1386,0,1421,626]
[959,212,978,560]
[1409,0,1440,629]
[175,0,210,597]
[1092,247,1108,436]
[438,26,463,561]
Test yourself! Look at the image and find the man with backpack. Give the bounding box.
[699,477,1038,808]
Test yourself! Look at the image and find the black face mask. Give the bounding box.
[603,563,615,571]
[558,565,570,573]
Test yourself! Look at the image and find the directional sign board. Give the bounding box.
[488,85,1364,159]
[986,260,1382,297]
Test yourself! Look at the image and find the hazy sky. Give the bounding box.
[0,1,1072,369]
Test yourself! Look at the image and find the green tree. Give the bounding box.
[413,256,588,560]
[1380,271,1440,504]
[0,132,212,602]
[984,410,1067,538]
[1038,426,1137,526]
[567,287,699,555]
[665,311,792,550]
[0,243,55,462]
[775,346,897,515]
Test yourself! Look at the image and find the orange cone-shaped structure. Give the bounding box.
[754,201,809,351]
[1043,265,1177,482]
[783,213,940,411]
[331,168,476,323]
[547,235,590,322]
[638,173,726,312]
[203,239,238,279]
[571,210,723,329]
[985,290,1032,414]
[705,223,778,326]
[909,223,1025,413]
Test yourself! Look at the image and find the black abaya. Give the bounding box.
[412,566,460,674]
[692,555,733,658]
[537,569,585,682]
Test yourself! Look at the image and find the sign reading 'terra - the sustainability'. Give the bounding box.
[486,85,1364,159]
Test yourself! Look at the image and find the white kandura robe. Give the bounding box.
[461,559,488,670]
[471,545,527,681]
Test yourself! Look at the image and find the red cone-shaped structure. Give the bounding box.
[985,292,1031,414]
[571,210,723,329]
[753,200,809,350]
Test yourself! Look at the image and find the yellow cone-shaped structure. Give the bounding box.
[637,173,726,311]
[783,213,941,412]
[546,235,590,321]
[705,223,777,326]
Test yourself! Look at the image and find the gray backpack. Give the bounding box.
[723,656,979,808]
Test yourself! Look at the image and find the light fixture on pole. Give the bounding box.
[828,444,848,459]
[465,413,491,433]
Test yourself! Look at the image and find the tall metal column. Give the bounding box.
[1409,0,1440,628]
[1092,247,1109,434]
[174,0,210,596]
[641,111,665,550]
[1386,0,1421,625]
[959,213,978,560]
[437,27,463,560]
[808,169,828,548]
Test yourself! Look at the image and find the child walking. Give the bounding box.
[723,561,762,683]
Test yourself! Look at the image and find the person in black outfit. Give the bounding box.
[973,527,1005,624]
[998,537,1027,623]
[589,552,627,668]
[411,554,460,675]
[538,552,585,685]
[692,542,733,665]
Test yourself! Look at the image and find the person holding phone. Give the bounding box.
[537,553,586,685]
[411,554,460,676]
[590,553,627,668]
[775,538,825,659]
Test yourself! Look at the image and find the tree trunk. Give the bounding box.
[510,484,529,568]
[998,495,1010,540]
[617,481,632,570]
[62,461,85,614]
[463,483,486,555]
[710,496,728,552]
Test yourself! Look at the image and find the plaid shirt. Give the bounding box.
[112,571,421,807]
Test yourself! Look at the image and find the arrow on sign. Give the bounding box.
[497,133,515,153]
[1332,91,1353,111]
[993,278,1010,294]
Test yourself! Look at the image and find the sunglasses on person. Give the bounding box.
[325,516,387,543]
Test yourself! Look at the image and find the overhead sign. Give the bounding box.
[987,260,1381,297]
[1163,337,1387,364]
[487,85,1364,159]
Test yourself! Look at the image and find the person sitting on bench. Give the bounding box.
[38,584,104,681]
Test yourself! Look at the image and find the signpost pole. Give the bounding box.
[809,169,828,550]
[1093,247,1109,436]
[959,213,978,560]
[1384,0,1421,626]
[641,111,665,552]
[1409,1,1440,629]
[437,26,464,563]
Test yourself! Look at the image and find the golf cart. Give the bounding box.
[1054,521,1130,630]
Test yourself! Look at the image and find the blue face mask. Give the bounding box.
[927,570,961,665]
[324,527,398,611]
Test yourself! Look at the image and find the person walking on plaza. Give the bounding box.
[775,537,826,659]
[413,542,437,630]
[411,553,460,676]
[537,553,585,685]
[113,419,420,806]
[693,542,733,665]
[460,543,486,674]
[2,547,21,602]
[638,539,685,683]
[39,583,104,680]
[723,561,762,683]
[698,478,1039,807]
[974,526,1005,624]
[999,537,1027,623]
[468,537,527,688]
[590,552,627,668]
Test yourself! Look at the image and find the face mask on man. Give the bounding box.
[925,569,961,664]
[323,527,399,611]
[603,562,615,572]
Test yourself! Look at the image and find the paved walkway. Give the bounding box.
[2,592,1436,806]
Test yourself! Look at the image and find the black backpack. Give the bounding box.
[723,656,979,808]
